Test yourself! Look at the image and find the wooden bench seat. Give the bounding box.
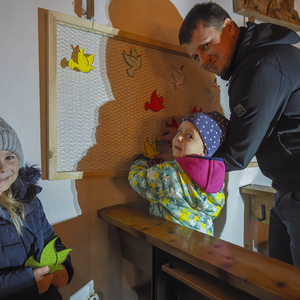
[98,204,300,300]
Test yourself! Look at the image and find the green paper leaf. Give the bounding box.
[40,237,58,266]
[49,264,64,273]
[25,237,72,274]
[25,255,42,269]
[57,248,72,265]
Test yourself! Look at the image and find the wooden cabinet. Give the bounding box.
[242,184,276,255]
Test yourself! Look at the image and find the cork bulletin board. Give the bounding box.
[46,10,223,180]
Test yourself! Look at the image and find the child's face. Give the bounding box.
[0,150,19,192]
[172,121,205,158]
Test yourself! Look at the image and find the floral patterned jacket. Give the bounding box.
[128,155,225,236]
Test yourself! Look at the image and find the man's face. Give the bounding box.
[183,18,238,76]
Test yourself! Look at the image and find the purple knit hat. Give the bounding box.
[180,111,228,157]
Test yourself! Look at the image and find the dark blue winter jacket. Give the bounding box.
[0,165,73,300]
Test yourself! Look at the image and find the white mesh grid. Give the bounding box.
[216,76,231,119]
[55,23,223,173]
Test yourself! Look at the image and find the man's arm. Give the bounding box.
[217,52,291,171]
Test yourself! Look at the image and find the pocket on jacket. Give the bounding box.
[0,242,27,268]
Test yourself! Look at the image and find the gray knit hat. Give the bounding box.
[0,117,24,167]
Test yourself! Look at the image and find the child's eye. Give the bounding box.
[194,54,199,61]
[178,129,182,134]
[187,134,193,139]
[6,154,16,160]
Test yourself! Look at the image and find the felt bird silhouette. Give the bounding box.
[61,45,94,73]
[25,237,72,274]
[192,105,203,113]
[145,90,164,112]
[166,117,178,128]
[143,138,160,159]
[123,47,142,77]
[209,83,220,103]
[172,65,185,89]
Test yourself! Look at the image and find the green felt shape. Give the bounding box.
[25,237,72,274]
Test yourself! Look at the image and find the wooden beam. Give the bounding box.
[86,0,94,19]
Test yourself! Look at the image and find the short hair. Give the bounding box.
[179,2,232,45]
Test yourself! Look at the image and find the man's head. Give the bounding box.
[179,2,239,76]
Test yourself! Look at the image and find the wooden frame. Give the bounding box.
[46,10,189,180]
[233,0,300,31]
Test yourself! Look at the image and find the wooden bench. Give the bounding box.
[98,204,300,300]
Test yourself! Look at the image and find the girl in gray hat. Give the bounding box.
[0,117,73,300]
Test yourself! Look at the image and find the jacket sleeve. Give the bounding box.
[0,215,39,298]
[128,158,172,203]
[0,266,39,299]
[216,50,292,171]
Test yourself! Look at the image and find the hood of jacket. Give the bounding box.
[11,164,42,201]
[175,155,225,194]
[222,22,300,80]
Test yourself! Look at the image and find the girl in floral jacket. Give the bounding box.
[129,111,228,236]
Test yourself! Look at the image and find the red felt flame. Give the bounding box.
[145,90,164,112]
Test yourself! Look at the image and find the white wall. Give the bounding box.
[0,0,272,249]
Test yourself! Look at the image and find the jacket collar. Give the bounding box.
[221,22,300,81]
[11,164,42,201]
[175,155,225,193]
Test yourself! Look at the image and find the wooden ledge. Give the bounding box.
[98,204,300,300]
[242,184,276,197]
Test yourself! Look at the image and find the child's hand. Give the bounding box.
[153,140,174,164]
[33,266,50,282]
[157,127,177,143]
[154,149,174,163]
[33,265,69,294]
[33,266,52,294]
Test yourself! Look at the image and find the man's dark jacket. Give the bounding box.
[217,22,300,193]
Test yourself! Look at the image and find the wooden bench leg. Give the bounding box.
[152,247,176,300]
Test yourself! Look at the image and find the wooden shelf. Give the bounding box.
[242,184,276,197]
[162,260,257,300]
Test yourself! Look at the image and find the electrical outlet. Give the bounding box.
[86,292,99,300]
[86,291,104,300]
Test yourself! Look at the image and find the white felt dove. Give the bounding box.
[173,65,185,89]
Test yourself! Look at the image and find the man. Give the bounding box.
[158,2,300,267]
